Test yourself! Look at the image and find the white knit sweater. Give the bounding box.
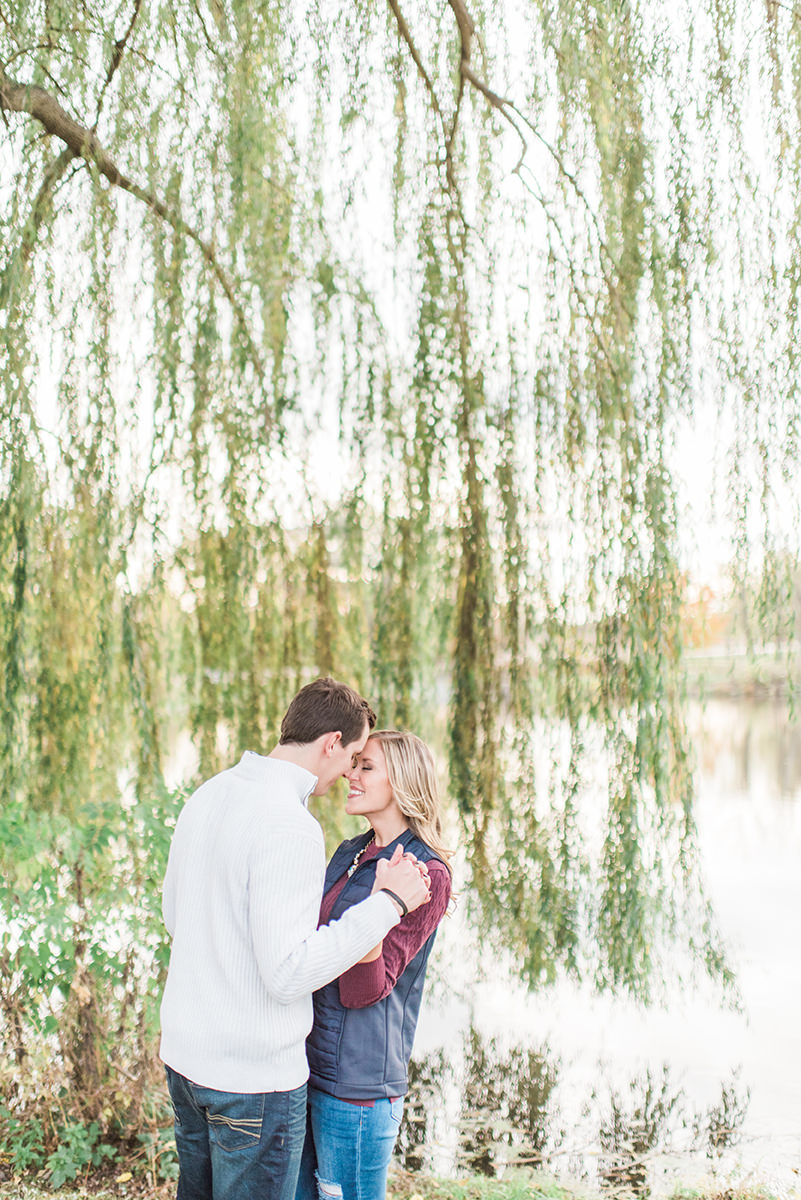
[159,752,399,1093]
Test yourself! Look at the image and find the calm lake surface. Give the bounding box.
[401,698,801,1193]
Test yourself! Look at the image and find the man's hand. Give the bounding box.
[403,851,429,884]
[371,844,431,915]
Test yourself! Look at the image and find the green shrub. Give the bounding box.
[46,1121,117,1189]
[0,1106,46,1173]
[0,786,183,1142]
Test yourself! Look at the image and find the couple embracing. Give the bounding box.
[160,676,452,1200]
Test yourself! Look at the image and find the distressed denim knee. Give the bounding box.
[315,1175,343,1199]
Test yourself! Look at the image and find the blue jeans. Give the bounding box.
[295,1087,404,1200]
[166,1066,306,1200]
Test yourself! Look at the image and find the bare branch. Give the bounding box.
[0,5,22,43]
[446,0,527,169]
[385,0,445,137]
[439,0,622,406]
[447,0,475,54]
[191,0,226,62]
[94,0,144,125]
[460,61,510,112]
[769,0,801,17]
[0,66,269,397]
[386,0,470,243]
[442,0,629,325]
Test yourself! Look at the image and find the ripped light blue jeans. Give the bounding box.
[295,1087,404,1200]
[166,1066,306,1200]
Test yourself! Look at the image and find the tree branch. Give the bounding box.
[190,0,227,62]
[94,0,143,125]
[386,0,470,249]
[460,61,510,111]
[0,148,77,319]
[443,0,629,326]
[446,0,528,174]
[385,0,445,137]
[0,66,269,396]
[768,0,801,18]
[21,147,77,263]
[448,0,475,56]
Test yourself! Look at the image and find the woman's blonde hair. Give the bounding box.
[368,729,453,874]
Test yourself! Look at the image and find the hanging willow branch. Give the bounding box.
[386,0,446,136]
[442,0,636,395]
[0,66,269,394]
[93,0,144,125]
[14,148,75,269]
[447,0,531,173]
[1,3,798,1065]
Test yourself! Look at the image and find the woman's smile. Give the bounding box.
[345,739,407,839]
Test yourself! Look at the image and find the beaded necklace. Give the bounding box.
[346,832,376,877]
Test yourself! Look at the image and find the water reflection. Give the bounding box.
[395,1051,447,1173]
[400,698,801,1188]
[396,1028,750,1194]
[456,1030,560,1175]
[693,1074,750,1163]
[596,1068,684,1193]
[691,697,801,802]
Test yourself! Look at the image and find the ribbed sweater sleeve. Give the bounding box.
[250,828,401,1004]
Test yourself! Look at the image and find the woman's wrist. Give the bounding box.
[379,887,408,917]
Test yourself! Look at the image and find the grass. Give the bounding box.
[388,1166,583,1199]
[0,1165,792,1200]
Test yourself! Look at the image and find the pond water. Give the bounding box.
[400,698,801,1194]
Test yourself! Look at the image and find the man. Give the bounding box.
[160,677,429,1200]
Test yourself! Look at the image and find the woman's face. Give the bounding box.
[345,738,404,826]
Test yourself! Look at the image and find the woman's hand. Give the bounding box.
[371,844,431,914]
[403,852,430,886]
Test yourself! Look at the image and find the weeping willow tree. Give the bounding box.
[1,0,800,1137]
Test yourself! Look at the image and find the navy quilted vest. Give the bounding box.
[306,828,443,1100]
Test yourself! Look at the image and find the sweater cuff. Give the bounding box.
[371,889,402,928]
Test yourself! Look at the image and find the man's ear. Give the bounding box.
[323,731,342,756]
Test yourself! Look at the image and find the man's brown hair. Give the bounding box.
[279,676,376,747]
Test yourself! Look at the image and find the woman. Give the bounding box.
[296,729,453,1200]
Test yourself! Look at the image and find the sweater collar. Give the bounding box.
[238,751,317,807]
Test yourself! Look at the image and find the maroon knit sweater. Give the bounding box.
[318,839,451,1009]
